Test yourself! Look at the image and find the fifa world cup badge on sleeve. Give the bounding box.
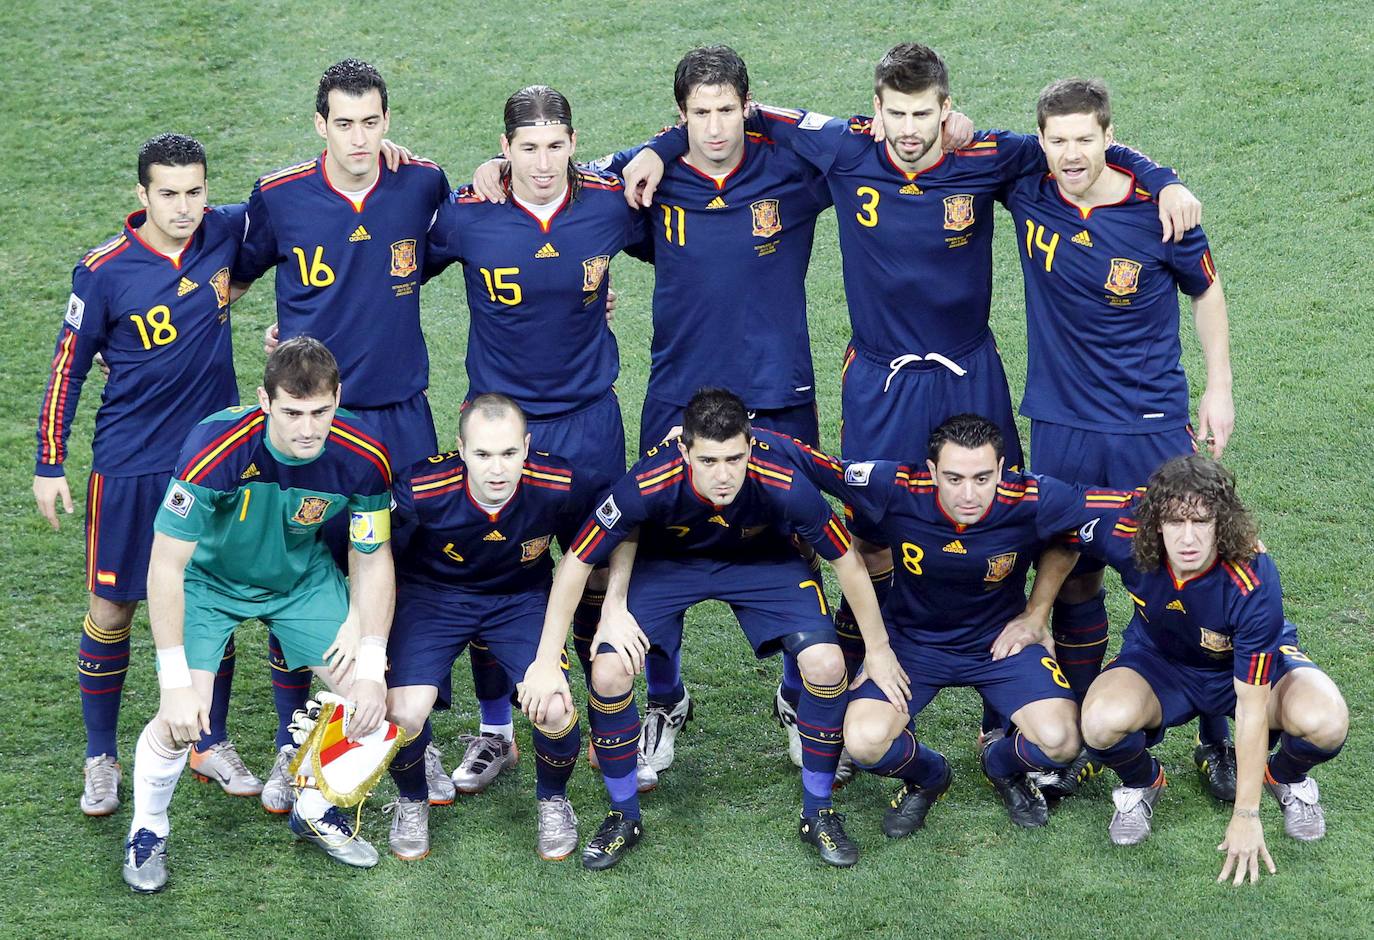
[596,495,621,528]
[65,293,85,329]
[290,694,410,807]
[164,483,195,518]
[844,462,874,486]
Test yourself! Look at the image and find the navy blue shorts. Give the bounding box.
[621,556,836,661]
[840,334,1023,544]
[638,395,820,456]
[1029,420,1194,573]
[387,585,548,710]
[851,635,1074,720]
[351,391,439,470]
[525,390,626,528]
[1104,629,1319,747]
[84,469,169,602]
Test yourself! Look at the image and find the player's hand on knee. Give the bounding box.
[621,149,664,209]
[32,474,73,530]
[380,138,414,171]
[991,611,1050,661]
[1157,183,1202,243]
[158,687,209,749]
[471,158,509,203]
[263,322,280,355]
[593,609,649,675]
[941,110,974,151]
[517,658,572,726]
[347,679,387,741]
[1217,813,1275,885]
[861,644,911,712]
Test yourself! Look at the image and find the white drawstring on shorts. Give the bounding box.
[884,353,967,392]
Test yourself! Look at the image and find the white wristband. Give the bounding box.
[157,645,192,689]
[356,637,386,684]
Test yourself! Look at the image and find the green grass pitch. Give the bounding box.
[2,2,1372,937]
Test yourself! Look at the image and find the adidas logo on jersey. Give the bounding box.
[534,242,559,258]
[899,183,923,195]
[707,514,729,527]
[1166,599,1185,613]
[483,530,506,541]
[942,539,967,554]
[1071,230,1093,247]
[177,276,198,296]
[349,225,371,242]
[240,462,260,480]
[705,195,728,209]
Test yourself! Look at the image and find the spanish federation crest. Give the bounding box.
[390,239,418,278]
[942,194,975,231]
[750,199,782,238]
[582,254,610,292]
[1199,627,1233,654]
[291,496,332,526]
[210,267,232,308]
[521,534,552,562]
[984,551,1017,583]
[1105,257,1142,296]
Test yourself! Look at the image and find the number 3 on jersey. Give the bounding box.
[855,187,880,228]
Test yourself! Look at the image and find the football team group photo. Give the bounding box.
[11,5,1370,936]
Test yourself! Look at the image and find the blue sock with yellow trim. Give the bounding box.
[983,729,1068,779]
[799,674,847,815]
[533,710,582,799]
[1267,733,1344,784]
[389,720,432,802]
[79,613,131,759]
[195,637,236,753]
[588,686,641,819]
[780,654,802,707]
[645,646,685,705]
[469,640,514,728]
[1087,730,1159,788]
[854,725,948,789]
[571,590,606,690]
[268,632,312,749]
[1051,590,1109,702]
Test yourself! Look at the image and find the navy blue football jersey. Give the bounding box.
[841,461,1133,651]
[601,131,832,410]
[36,207,243,478]
[569,440,852,567]
[648,108,1181,359]
[424,168,644,416]
[1006,170,1217,433]
[233,154,450,409]
[1067,505,1285,684]
[392,451,580,595]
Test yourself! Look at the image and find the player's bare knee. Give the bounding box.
[386,689,433,735]
[88,595,137,632]
[796,643,845,687]
[1035,719,1082,764]
[1079,699,1129,751]
[843,706,898,765]
[1285,681,1349,749]
[590,654,633,696]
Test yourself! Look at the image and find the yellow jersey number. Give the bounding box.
[1023,220,1059,273]
[130,305,179,350]
[855,187,880,228]
[661,205,686,246]
[479,267,522,306]
[291,245,336,287]
[900,541,924,575]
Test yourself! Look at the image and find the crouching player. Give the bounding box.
[1073,455,1347,883]
[122,338,395,892]
[838,414,1130,832]
[522,389,907,870]
[382,394,587,862]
